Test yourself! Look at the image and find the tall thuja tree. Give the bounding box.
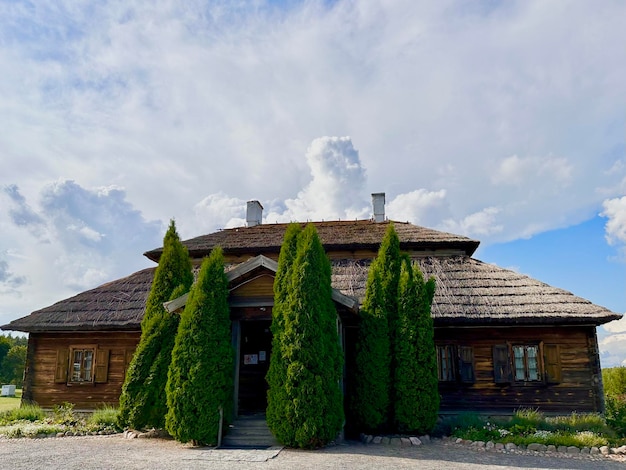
[266,223,301,440]
[351,223,401,432]
[393,256,438,433]
[268,224,344,448]
[118,220,193,430]
[166,247,233,445]
[412,264,438,433]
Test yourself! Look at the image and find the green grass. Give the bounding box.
[0,401,122,438]
[450,409,621,448]
[0,404,46,425]
[88,406,121,431]
[0,389,22,413]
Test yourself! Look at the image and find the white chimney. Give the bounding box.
[372,192,385,222]
[246,200,263,227]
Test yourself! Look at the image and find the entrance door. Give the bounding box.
[238,320,272,414]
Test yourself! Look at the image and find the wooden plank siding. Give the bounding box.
[26,331,140,409]
[435,325,603,414]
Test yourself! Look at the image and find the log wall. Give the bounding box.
[25,331,140,410]
[436,325,603,414]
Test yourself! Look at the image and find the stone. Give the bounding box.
[473,441,485,448]
[56,432,65,438]
[590,447,600,455]
[390,438,402,447]
[372,436,382,444]
[547,445,556,453]
[557,446,568,453]
[486,441,495,450]
[495,443,505,451]
[527,443,546,452]
[137,432,148,439]
[410,437,422,446]
[580,447,590,454]
[400,437,411,447]
[455,438,463,444]
[382,437,391,445]
[419,435,431,444]
[567,446,580,454]
[65,431,74,437]
[600,446,610,455]
[617,445,626,454]
[366,435,374,444]
[505,443,517,451]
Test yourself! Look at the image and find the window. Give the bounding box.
[458,346,475,383]
[437,345,455,382]
[54,346,110,384]
[492,343,561,384]
[71,348,94,382]
[513,345,540,381]
[437,344,475,383]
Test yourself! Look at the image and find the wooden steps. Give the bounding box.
[221,413,280,449]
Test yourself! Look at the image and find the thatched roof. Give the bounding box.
[144,220,480,262]
[332,257,620,325]
[2,268,155,333]
[3,255,619,333]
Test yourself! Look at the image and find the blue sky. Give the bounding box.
[0,0,624,364]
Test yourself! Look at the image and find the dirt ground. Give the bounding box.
[0,435,625,470]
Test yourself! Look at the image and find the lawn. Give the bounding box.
[0,389,22,412]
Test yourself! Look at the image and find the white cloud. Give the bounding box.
[441,207,504,238]
[491,155,573,187]
[0,181,162,324]
[599,331,626,367]
[602,196,626,245]
[387,189,449,227]
[603,316,626,334]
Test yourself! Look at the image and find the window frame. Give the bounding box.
[512,344,542,383]
[436,344,475,384]
[492,342,560,386]
[69,346,96,383]
[54,345,109,385]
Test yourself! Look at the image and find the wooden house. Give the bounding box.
[2,195,620,418]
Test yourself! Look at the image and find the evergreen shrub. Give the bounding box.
[166,247,233,445]
[118,220,193,430]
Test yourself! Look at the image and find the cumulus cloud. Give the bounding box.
[3,185,48,239]
[0,181,162,317]
[0,257,26,292]
[491,155,573,187]
[278,137,369,222]
[441,207,504,238]
[386,189,449,227]
[602,196,626,245]
[600,332,626,367]
[192,192,247,234]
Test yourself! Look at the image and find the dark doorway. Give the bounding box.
[238,320,272,414]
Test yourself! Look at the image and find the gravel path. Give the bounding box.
[0,435,625,470]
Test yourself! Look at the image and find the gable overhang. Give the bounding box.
[163,254,359,314]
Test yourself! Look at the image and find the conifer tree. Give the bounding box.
[165,247,233,445]
[412,267,439,434]
[266,223,301,440]
[118,220,193,430]
[351,223,401,432]
[393,256,438,432]
[267,224,343,448]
